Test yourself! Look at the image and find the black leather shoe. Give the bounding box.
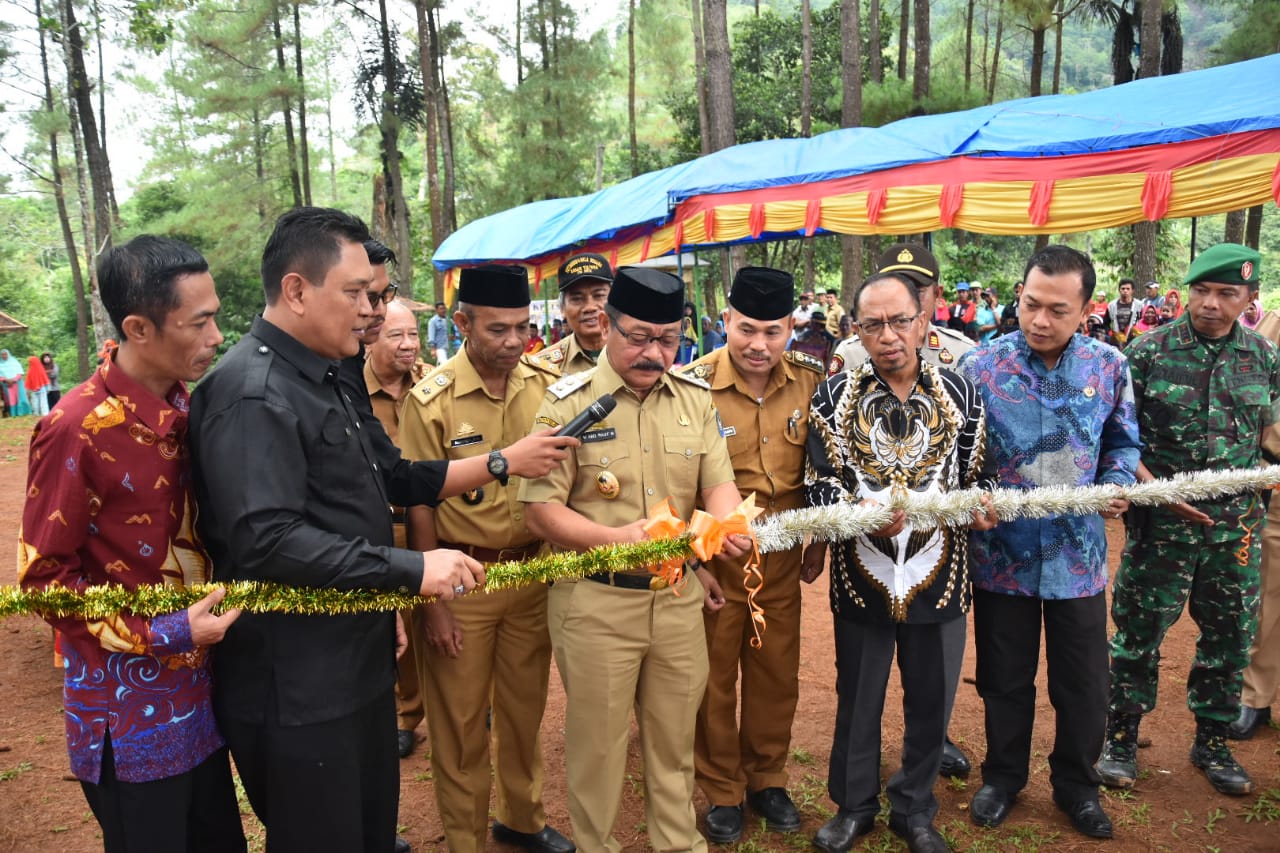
[938,737,971,779]
[747,787,801,832]
[491,822,576,853]
[812,809,874,853]
[1227,705,1271,740]
[397,729,415,758]
[394,837,411,853]
[888,820,951,853]
[969,785,1015,828]
[704,804,743,844]
[1053,795,1114,839]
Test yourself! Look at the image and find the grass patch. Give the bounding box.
[0,761,33,782]
[1241,787,1280,823]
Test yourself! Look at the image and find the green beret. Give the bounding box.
[1183,243,1261,288]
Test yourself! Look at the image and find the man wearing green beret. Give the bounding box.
[1098,243,1280,797]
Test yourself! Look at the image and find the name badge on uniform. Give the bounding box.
[581,428,617,443]
[720,425,737,438]
[450,434,484,448]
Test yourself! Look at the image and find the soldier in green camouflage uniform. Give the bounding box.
[1098,243,1279,797]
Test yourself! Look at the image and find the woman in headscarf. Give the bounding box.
[25,354,50,416]
[0,349,23,417]
[40,352,60,406]
[1129,304,1162,341]
[1241,299,1263,330]
[1164,288,1184,318]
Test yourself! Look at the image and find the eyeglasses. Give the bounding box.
[367,282,399,308]
[854,313,921,336]
[613,321,681,350]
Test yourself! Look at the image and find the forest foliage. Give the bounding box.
[0,0,1277,382]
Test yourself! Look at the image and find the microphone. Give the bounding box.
[556,394,617,439]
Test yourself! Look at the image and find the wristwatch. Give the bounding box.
[487,449,510,486]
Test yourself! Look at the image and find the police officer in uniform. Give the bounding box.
[1099,243,1280,797]
[826,243,975,779]
[680,268,826,843]
[397,265,578,853]
[520,266,752,853]
[529,253,613,375]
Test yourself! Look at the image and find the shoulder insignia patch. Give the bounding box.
[669,369,710,390]
[680,360,715,383]
[785,350,825,375]
[547,368,595,400]
[927,330,941,349]
[826,353,845,377]
[522,352,560,376]
[939,349,955,364]
[410,367,454,404]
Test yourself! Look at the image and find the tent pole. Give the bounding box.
[1190,216,1198,265]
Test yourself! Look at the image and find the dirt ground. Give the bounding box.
[0,413,1277,852]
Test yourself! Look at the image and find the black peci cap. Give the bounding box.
[728,267,794,321]
[458,264,531,308]
[607,266,684,324]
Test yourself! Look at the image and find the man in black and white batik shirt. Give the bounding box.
[802,272,997,853]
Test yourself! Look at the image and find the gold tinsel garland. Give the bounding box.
[0,537,694,620]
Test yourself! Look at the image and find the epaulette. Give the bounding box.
[669,369,710,390]
[785,350,826,375]
[409,364,454,405]
[521,351,560,377]
[547,368,595,400]
[680,359,716,384]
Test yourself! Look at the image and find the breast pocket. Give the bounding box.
[1229,384,1268,442]
[664,433,707,474]
[577,444,631,501]
[312,409,364,497]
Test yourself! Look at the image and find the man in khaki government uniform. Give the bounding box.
[521,266,753,853]
[681,267,826,843]
[823,288,846,338]
[1230,301,1280,741]
[399,265,577,853]
[530,252,613,375]
[825,243,975,779]
[364,299,431,759]
[828,244,974,385]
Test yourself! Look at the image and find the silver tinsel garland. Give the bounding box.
[755,465,1280,553]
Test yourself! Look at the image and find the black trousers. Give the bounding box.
[828,615,965,826]
[972,588,1108,802]
[219,689,399,853]
[80,738,245,853]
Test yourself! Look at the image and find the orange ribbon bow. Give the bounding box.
[643,498,690,590]
[695,495,769,648]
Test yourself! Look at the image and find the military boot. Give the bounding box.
[1095,712,1140,789]
[1190,718,1253,796]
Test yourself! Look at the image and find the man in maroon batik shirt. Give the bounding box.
[19,236,245,853]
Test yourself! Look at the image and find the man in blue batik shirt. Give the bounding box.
[957,245,1141,841]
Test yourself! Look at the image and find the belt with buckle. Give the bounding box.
[585,571,669,591]
[436,540,540,564]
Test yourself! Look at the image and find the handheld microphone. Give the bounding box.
[556,394,617,439]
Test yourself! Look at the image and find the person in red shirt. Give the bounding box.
[19,236,246,852]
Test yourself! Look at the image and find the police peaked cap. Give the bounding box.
[876,243,940,290]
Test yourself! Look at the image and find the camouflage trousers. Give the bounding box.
[1108,531,1262,723]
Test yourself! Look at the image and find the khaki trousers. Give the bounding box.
[1243,506,1280,708]
[419,583,551,853]
[549,575,710,853]
[695,546,802,805]
[392,524,424,731]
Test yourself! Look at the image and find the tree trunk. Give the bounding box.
[516,0,524,84]
[415,0,445,300]
[323,38,338,201]
[801,0,812,138]
[987,0,1004,103]
[1029,25,1045,96]
[292,0,312,206]
[841,0,864,298]
[61,0,115,348]
[36,0,90,377]
[1224,209,1246,244]
[912,0,930,102]
[897,0,909,81]
[91,0,117,223]
[1245,205,1264,250]
[253,105,267,221]
[271,0,303,208]
[868,0,881,83]
[627,0,639,176]
[691,0,712,155]
[376,0,413,292]
[1132,0,1162,286]
[964,0,976,92]
[1052,0,1063,94]
[703,0,736,152]
[430,8,457,233]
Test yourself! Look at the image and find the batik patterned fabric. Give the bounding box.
[806,360,989,624]
[18,355,220,784]
[957,331,1141,600]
